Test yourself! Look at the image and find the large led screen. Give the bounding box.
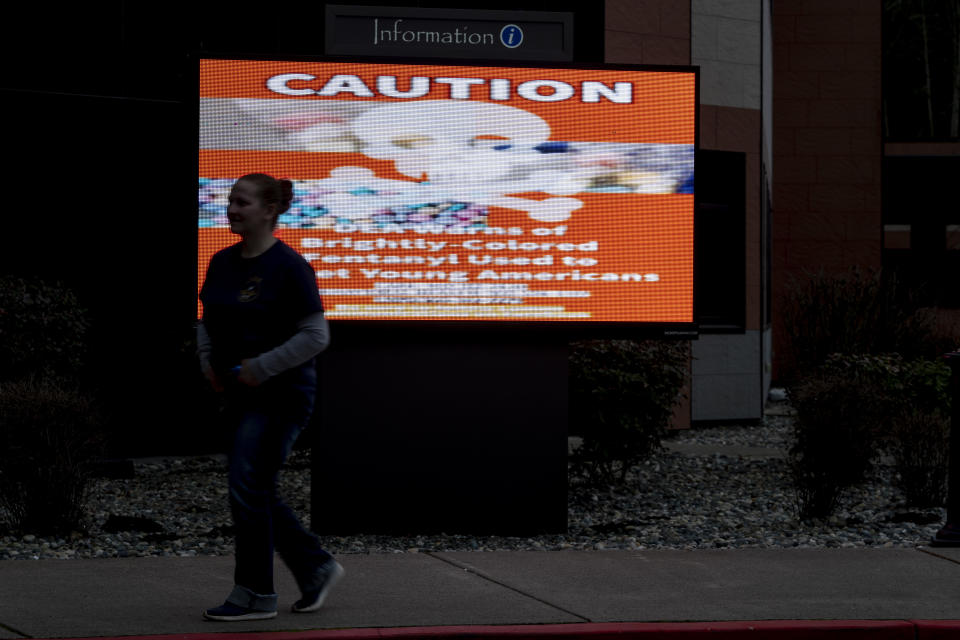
[199,58,696,323]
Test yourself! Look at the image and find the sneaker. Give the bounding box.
[203,602,278,621]
[291,559,345,613]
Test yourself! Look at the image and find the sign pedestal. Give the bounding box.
[312,329,568,536]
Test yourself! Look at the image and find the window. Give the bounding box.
[883,0,960,141]
[882,155,960,307]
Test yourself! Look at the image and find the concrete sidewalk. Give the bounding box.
[1,547,960,639]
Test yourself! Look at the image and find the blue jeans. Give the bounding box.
[221,365,332,611]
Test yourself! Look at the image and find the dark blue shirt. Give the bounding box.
[200,240,323,376]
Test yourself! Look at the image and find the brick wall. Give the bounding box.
[605,0,690,65]
[771,0,882,378]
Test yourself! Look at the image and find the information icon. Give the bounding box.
[500,24,523,49]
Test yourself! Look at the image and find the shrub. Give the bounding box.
[788,354,899,520]
[780,267,937,380]
[0,377,105,536]
[789,353,953,518]
[569,339,688,483]
[0,276,90,383]
[895,356,952,413]
[888,410,949,509]
[883,357,952,509]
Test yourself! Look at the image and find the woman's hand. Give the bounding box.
[236,359,261,387]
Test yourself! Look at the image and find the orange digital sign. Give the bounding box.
[199,58,696,324]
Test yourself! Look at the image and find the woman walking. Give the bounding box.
[197,173,343,621]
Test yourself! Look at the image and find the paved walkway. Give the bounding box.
[2,546,959,639]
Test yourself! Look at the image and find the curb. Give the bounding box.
[34,620,960,640]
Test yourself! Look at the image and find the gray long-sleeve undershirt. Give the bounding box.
[196,311,330,385]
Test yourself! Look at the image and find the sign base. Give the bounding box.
[312,331,568,536]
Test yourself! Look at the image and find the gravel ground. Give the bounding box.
[0,407,946,560]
